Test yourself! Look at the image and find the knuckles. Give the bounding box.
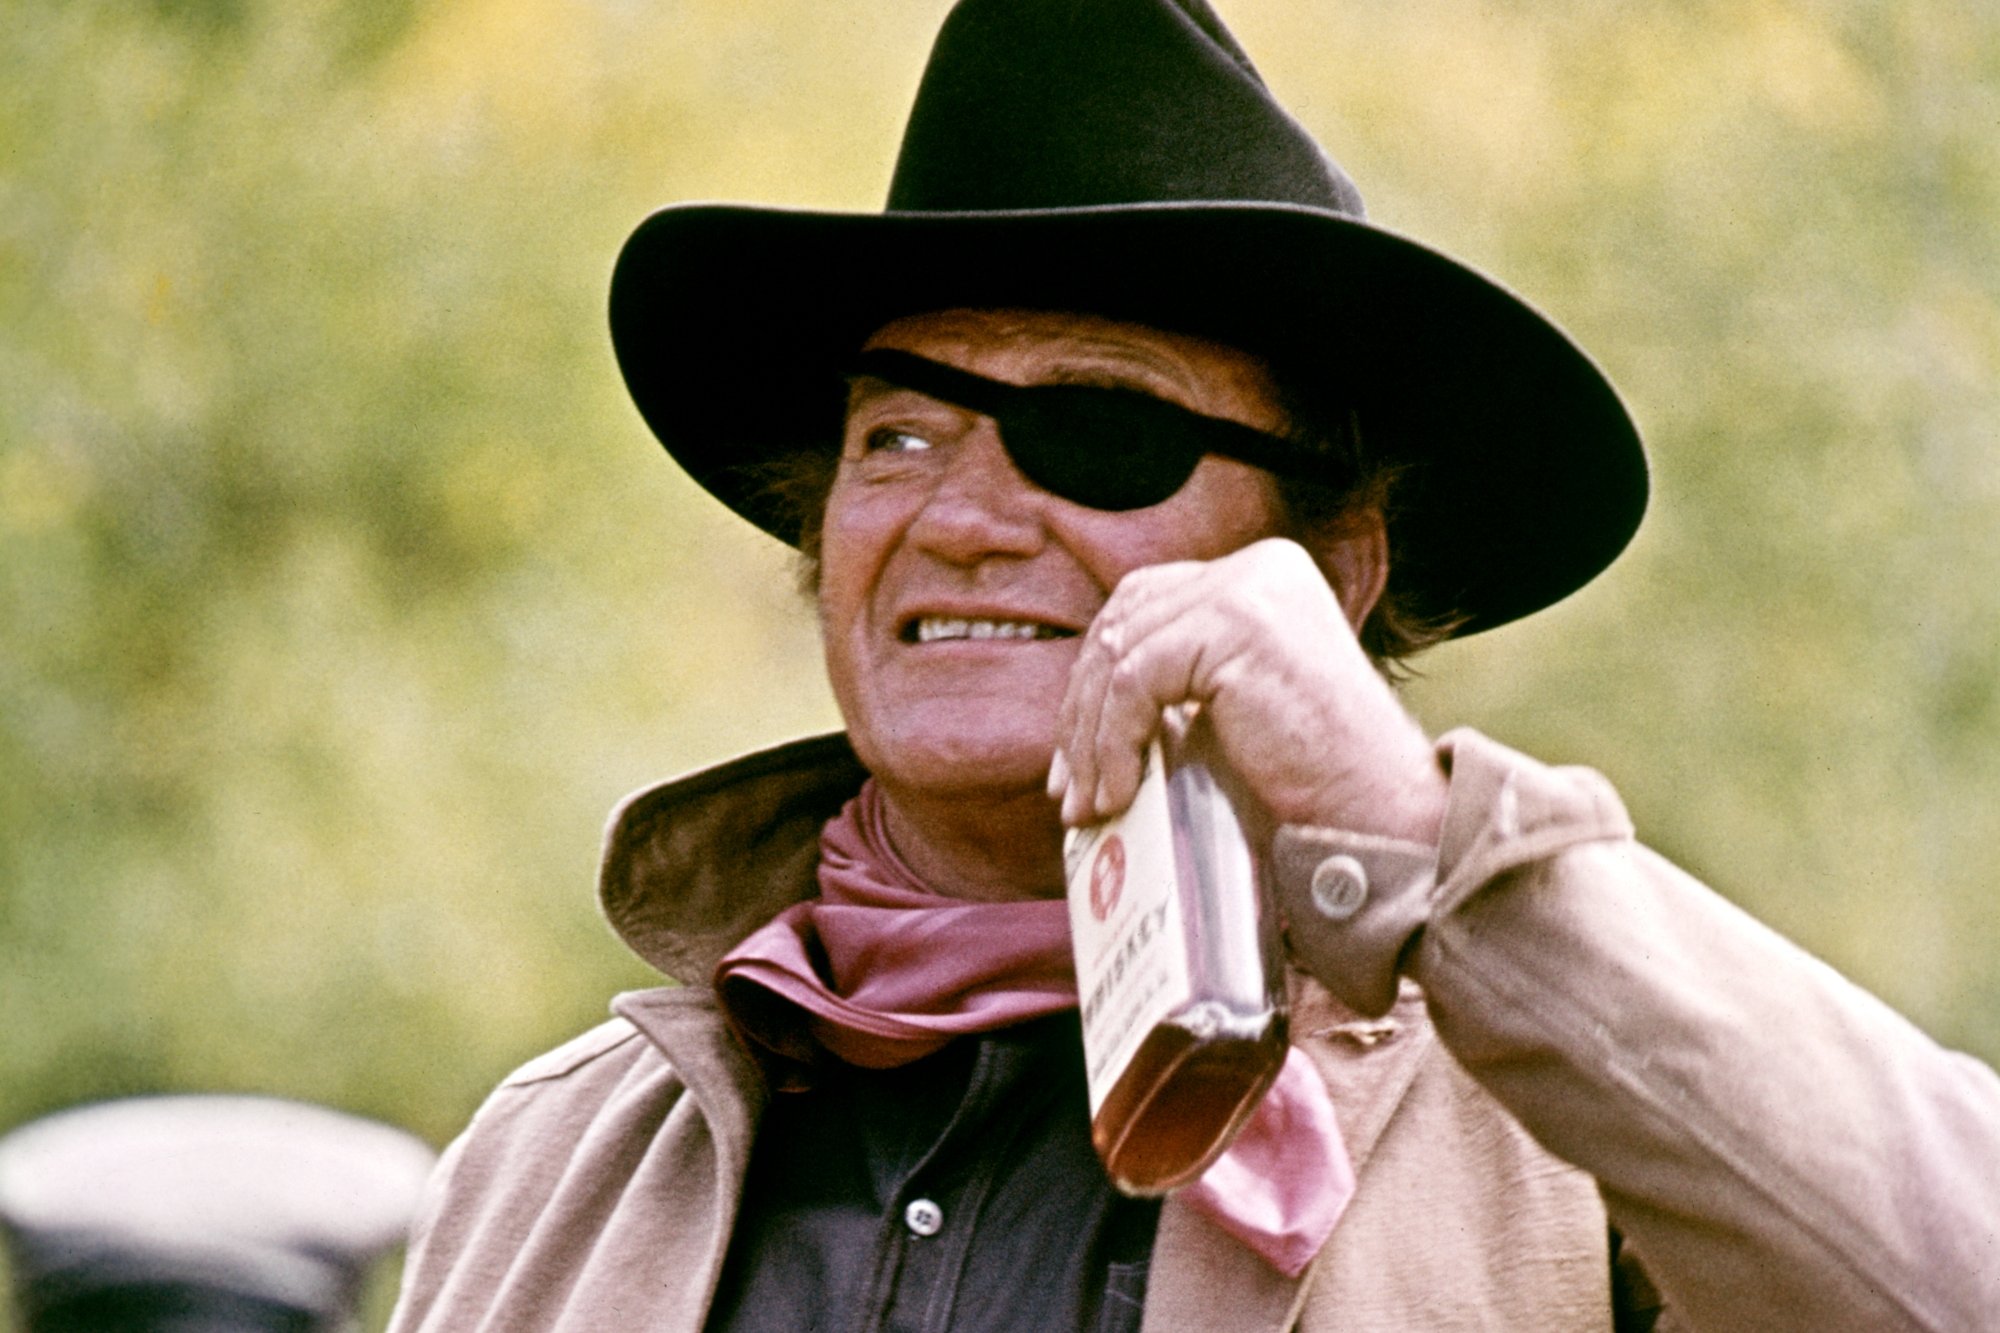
[1062,536,1356,767]
[1107,655,1148,692]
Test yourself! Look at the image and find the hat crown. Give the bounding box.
[887,0,1365,218]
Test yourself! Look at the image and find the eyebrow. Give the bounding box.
[841,374,976,429]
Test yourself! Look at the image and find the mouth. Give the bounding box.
[903,616,1080,645]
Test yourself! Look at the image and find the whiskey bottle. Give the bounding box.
[1063,720,1288,1195]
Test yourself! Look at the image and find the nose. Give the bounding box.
[905,419,1047,565]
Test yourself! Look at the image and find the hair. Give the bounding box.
[740,372,1462,680]
[1263,377,1463,677]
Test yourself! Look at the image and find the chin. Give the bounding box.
[859,724,1055,803]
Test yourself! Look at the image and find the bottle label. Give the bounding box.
[1064,743,1194,1114]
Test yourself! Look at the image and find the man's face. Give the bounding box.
[819,308,1289,802]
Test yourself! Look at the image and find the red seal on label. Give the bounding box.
[1089,835,1126,922]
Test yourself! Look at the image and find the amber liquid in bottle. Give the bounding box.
[1063,721,1288,1196]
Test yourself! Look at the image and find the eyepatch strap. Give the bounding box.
[846,348,1311,479]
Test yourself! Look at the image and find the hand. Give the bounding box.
[1049,537,1448,844]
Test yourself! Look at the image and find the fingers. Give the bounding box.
[1082,609,1238,822]
[1044,747,1070,801]
[1055,561,1183,813]
[1056,558,1252,824]
[1051,536,1446,842]
[1053,538,1380,829]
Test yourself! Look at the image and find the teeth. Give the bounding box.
[915,617,1067,643]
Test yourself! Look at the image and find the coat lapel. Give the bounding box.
[612,987,768,1333]
[1142,979,1435,1333]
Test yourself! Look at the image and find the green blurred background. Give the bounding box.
[2,0,1996,1318]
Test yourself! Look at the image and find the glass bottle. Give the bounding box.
[1063,716,1288,1195]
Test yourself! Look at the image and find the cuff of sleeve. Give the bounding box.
[1272,727,1635,1016]
[1273,826,1437,1017]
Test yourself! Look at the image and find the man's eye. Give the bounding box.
[865,427,934,454]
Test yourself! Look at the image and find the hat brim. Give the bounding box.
[609,200,1646,637]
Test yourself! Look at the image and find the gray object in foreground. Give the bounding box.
[0,1095,436,1332]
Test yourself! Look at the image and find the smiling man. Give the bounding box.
[388,2,2000,1331]
[821,309,1406,904]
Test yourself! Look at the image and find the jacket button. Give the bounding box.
[1310,854,1368,921]
[904,1198,944,1237]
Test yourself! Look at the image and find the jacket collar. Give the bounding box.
[597,732,869,983]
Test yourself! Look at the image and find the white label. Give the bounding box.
[1064,743,1193,1114]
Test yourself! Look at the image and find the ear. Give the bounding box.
[1310,507,1389,632]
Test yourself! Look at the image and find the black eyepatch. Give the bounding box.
[845,347,1314,511]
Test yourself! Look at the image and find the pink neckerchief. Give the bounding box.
[713,781,1354,1279]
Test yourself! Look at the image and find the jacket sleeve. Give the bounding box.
[1276,727,2000,1333]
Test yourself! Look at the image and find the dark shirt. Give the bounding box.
[705,1015,1160,1333]
[707,1016,1668,1332]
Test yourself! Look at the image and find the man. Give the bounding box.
[389,1,2000,1329]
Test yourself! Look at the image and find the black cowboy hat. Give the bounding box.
[609,0,1646,636]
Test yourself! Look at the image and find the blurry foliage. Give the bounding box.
[0,0,1997,1311]
[0,0,903,1149]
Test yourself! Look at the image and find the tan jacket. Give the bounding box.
[390,730,2000,1332]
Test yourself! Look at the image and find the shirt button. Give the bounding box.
[904,1198,944,1237]
[1310,854,1369,921]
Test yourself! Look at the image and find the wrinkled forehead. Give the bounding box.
[856,308,1289,435]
